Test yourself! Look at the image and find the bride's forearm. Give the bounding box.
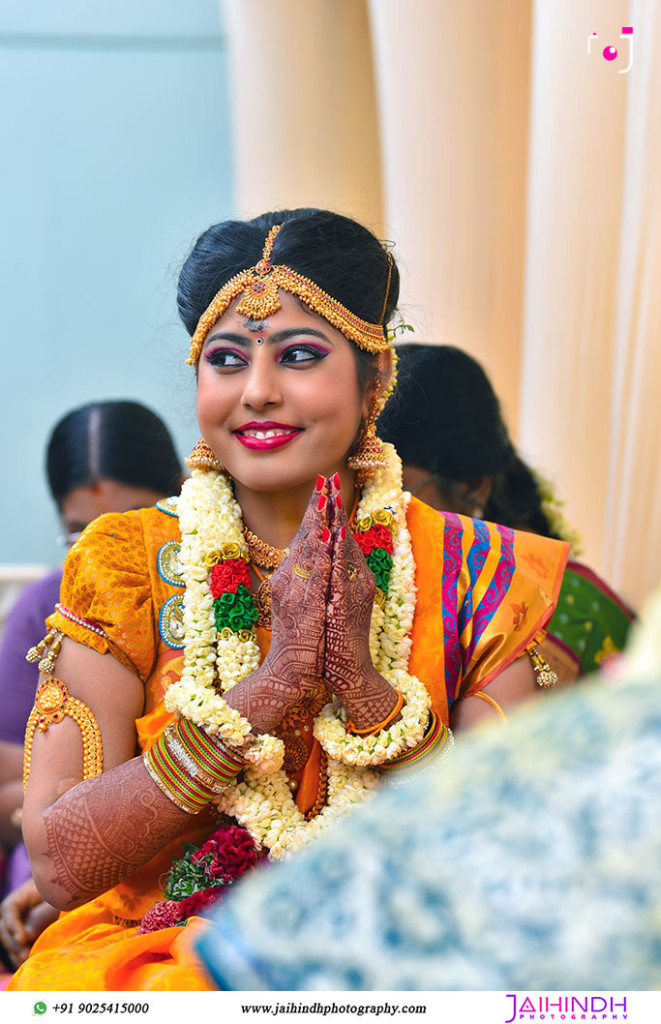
[24,757,189,912]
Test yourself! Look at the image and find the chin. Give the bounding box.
[229,454,346,494]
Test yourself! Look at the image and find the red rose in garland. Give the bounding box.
[353,524,393,558]
[209,559,252,598]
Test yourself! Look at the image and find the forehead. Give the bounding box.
[208,291,350,343]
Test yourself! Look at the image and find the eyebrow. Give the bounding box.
[203,327,333,349]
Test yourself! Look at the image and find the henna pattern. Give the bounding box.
[43,757,187,900]
[226,480,332,735]
[325,479,399,729]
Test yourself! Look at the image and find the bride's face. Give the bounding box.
[196,292,369,494]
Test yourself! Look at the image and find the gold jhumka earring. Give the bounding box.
[185,438,226,473]
[347,395,388,479]
[347,252,394,482]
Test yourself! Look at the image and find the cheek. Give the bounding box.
[303,362,363,426]
[196,371,233,427]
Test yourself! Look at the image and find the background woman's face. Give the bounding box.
[196,292,368,494]
[60,480,168,538]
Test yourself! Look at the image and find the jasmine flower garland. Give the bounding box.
[164,443,434,860]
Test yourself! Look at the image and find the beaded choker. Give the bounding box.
[187,225,392,365]
[242,525,288,572]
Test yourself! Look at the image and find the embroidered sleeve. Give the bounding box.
[45,511,156,681]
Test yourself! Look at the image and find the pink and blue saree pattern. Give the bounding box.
[441,513,516,705]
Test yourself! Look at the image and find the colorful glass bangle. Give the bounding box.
[346,688,405,736]
[143,735,214,814]
[378,711,451,774]
[174,716,245,785]
[164,724,239,794]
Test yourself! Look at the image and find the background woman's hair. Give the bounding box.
[177,208,399,392]
[377,343,560,539]
[46,400,182,506]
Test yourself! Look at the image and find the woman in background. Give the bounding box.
[0,400,183,971]
[378,343,635,682]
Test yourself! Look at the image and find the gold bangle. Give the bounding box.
[24,677,103,790]
[346,688,405,736]
[472,690,508,724]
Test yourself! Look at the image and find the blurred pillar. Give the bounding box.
[367,0,533,424]
[220,0,384,233]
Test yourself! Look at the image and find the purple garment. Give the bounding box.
[0,841,31,899]
[0,567,62,744]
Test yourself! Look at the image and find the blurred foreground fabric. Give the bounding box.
[197,602,661,990]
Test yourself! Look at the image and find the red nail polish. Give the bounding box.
[335,492,343,511]
[315,474,325,492]
[321,527,331,543]
[331,472,341,490]
[318,494,327,511]
[340,526,346,540]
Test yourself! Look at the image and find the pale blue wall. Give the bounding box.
[0,0,233,565]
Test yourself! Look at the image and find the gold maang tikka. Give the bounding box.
[186,225,394,366]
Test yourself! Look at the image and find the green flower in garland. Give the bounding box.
[366,548,393,592]
[213,584,259,632]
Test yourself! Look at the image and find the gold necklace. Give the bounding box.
[242,525,289,571]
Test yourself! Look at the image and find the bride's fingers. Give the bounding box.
[287,474,330,556]
[330,524,373,599]
[273,477,332,610]
[328,472,348,533]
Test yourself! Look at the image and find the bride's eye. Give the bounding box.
[279,344,330,365]
[204,348,248,369]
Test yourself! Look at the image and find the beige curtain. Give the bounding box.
[220,0,383,232]
[520,0,660,607]
[601,0,661,604]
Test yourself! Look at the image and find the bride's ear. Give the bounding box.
[359,349,395,421]
[379,348,394,394]
[374,348,395,416]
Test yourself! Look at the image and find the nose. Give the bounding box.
[240,352,282,411]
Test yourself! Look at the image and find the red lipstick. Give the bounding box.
[234,421,302,452]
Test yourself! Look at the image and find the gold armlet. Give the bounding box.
[23,676,103,790]
[526,643,558,688]
[472,690,508,724]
